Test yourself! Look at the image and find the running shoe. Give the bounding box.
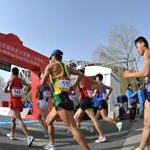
[27,136,35,147]
[95,136,107,143]
[44,144,55,150]
[116,122,123,132]
[6,133,14,140]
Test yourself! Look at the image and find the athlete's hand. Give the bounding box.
[123,71,132,78]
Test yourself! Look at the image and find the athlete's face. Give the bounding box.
[136,42,145,56]
[95,77,101,83]
[51,55,56,63]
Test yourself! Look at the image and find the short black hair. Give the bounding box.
[55,54,62,61]
[79,69,85,74]
[96,73,103,81]
[135,36,149,49]
[12,67,19,76]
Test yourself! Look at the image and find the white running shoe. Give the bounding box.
[95,136,107,143]
[44,144,55,150]
[116,122,123,132]
[27,136,34,147]
[7,133,14,140]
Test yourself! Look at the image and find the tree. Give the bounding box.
[0,76,6,91]
[0,76,8,100]
[93,25,140,71]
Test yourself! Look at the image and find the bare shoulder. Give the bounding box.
[143,51,150,63]
[144,50,150,58]
[45,63,55,72]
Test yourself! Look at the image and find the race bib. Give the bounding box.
[58,79,70,92]
[69,94,76,101]
[12,89,22,97]
[99,92,106,100]
[87,90,93,98]
[43,90,52,98]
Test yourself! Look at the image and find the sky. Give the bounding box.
[0,0,150,81]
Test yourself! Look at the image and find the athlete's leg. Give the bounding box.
[38,108,48,130]
[85,108,105,137]
[46,107,58,145]
[95,109,100,120]
[13,110,29,136]
[74,108,84,128]
[10,114,16,136]
[57,107,91,150]
[139,100,150,149]
[100,109,117,125]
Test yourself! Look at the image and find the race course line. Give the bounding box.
[0,119,39,126]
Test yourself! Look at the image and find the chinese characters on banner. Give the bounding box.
[0,33,49,73]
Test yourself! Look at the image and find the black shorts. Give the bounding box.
[80,98,92,111]
[98,100,108,111]
[53,92,74,111]
[146,91,150,102]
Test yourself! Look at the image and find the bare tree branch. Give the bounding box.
[93,24,139,71]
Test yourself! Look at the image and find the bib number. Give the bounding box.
[12,89,22,97]
[43,91,52,98]
[69,94,76,101]
[58,79,70,92]
[99,92,106,100]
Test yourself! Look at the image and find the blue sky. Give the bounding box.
[0,0,150,81]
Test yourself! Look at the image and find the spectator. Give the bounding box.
[126,83,138,122]
[137,84,145,119]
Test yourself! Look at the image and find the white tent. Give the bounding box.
[85,65,121,111]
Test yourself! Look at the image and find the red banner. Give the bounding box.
[0,33,49,73]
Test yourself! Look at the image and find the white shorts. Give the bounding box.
[37,100,48,109]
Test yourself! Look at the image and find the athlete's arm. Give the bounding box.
[106,86,113,100]
[4,81,11,93]
[93,88,98,97]
[123,51,150,78]
[41,64,52,86]
[68,67,84,90]
[4,78,13,93]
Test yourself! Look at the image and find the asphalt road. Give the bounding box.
[0,115,134,150]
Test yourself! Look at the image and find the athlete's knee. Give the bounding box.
[74,113,80,121]
[69,119,78,129]
[11,117,16,123]
[46,118,51,126]
[70,123,78,131]
[18,119,24,126]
